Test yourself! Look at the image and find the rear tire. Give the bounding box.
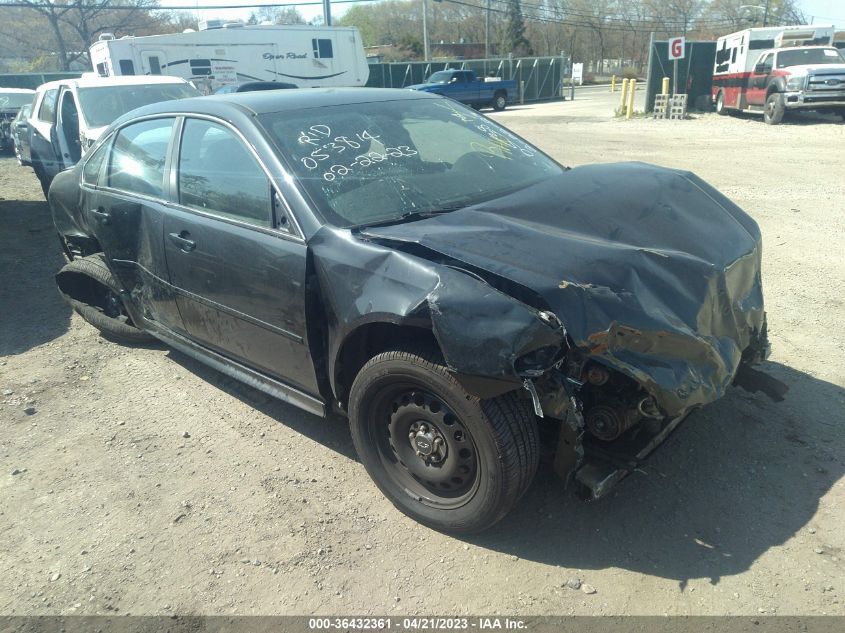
[764,92,786,125]
[348,345,539,534]
[57,253,154,344]
[715,91,727,115]
[492,91,507,111]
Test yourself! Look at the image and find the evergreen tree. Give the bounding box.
[503,0,533,56]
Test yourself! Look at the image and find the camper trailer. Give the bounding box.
[89,22,369,94]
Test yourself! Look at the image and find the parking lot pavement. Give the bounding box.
[0,107,843,616]
[497,83,646,120]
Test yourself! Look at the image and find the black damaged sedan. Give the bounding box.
[48,88,785,533]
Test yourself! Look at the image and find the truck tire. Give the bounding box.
[764,93,786,125]
[492,91,507,111]
[348,344,539,534]
[56,253,154,344]
[715,91,727,115]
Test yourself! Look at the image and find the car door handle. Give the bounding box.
[168,231,196,252]
[90,207,110,223]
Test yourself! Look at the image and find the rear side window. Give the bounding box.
[107,118,175,197]
[149,56,162,75]
[38,89,59,122]
[82,138,110,186]
[177,118,270,227]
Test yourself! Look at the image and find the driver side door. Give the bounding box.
[747,53,773,106]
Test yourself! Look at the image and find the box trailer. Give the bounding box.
[89,22,369,94]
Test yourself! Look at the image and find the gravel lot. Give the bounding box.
[1,102,843,616]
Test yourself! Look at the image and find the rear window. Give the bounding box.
[76,83,199,128]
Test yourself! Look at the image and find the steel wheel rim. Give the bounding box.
[369,382,480,509]
[765,97,775,118]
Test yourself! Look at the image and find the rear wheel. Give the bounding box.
[764,92,786,125]
[349,345,539,533]
[492,91,507,111]
[715,91,727,115]
[56,253,154,344]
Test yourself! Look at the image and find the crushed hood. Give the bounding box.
[362,162,766,416]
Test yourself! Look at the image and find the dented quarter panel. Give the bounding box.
[363,162,766,418]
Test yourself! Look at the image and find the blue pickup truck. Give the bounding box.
[407,70,516,111]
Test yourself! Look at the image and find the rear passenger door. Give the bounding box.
[161,116,319,395]
[88,116,185,332]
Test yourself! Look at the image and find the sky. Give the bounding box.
[799,0,845,25]
[157,0,845,29]
[157,0,360,24]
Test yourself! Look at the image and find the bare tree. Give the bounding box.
[2,0,160,71]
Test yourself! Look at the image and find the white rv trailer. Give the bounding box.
[89,22,369,94]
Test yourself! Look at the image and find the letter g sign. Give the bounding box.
[669,37,685,60]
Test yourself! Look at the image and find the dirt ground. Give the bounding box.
[1,102,843,617]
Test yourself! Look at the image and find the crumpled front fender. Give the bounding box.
[309,227,566,401]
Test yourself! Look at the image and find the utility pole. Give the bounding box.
[323,0,331,26]
[422,0,430,61]
[763,0,770,27]
[485,0,491,58]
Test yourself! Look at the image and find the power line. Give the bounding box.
[436,0,741,34]
[0,0,378,8]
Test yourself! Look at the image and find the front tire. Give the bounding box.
[492,92,507,111]
[349,345,539,534]
[764,92,786,125]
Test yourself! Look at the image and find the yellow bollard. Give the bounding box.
[626,79,637,120]
[661,76,670,95]
[618,78,629,114]
[611,75,616,92]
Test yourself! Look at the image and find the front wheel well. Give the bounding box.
[766,84,782,97]
[334,323,440,409]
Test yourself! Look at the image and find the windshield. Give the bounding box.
[0,92,34,110]
[427,71,453,84]
[77,83,199,128]
[259,97,563,228]
[777,48,844,68]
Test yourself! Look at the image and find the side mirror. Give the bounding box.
[754,63,767,74]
